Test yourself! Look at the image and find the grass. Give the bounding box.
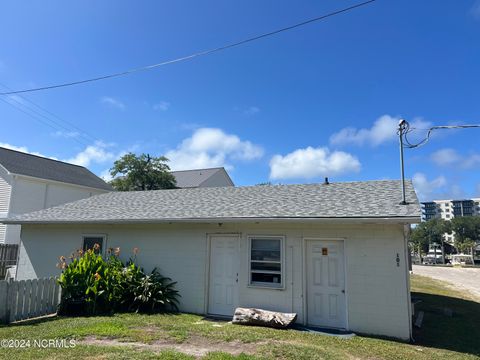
[0,275,478,359]
[411,275,480,356]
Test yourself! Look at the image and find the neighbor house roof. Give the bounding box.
[0,147,112,191]
[171,167,234,188]
[2,180,420,224]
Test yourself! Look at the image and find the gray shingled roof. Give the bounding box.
[0,147,112,191]
[171,167,233,188]
[2,180,420,224]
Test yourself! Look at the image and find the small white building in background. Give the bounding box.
[0,147,112,244]
[3,179,420,340]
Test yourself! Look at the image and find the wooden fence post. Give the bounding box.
[8,280,18,323]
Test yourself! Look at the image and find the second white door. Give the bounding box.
[306,240,346,329]
[208,235,239,316]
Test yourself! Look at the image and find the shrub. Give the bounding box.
[57,246,180,316]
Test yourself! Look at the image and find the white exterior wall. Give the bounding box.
[17,221,411,340]
[3,176,108,244]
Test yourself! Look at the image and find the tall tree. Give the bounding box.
[410,218,450,262]
[109,153,177,191]
[450,216,480,263]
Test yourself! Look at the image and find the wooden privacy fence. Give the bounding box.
[0,244,18,279]
[0,277,61,324]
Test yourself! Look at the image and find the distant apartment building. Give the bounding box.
[421,198,480,243]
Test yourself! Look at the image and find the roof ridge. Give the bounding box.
[0,146,87,169]
[170,167,223,173]
[96,179,411,196]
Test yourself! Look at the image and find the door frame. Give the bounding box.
[205,233,241,316]
[302,237,349,330]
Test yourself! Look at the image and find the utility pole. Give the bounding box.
[398,119,408,205]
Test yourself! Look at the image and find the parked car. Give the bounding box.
[423,250,444,265]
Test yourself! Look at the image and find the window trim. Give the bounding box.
[247,235,285,289]
[81,234,107,256]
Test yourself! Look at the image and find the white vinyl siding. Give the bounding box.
[0,175,11,213]
[0,175,11,243]
[0,224,7,244]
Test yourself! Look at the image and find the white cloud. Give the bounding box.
[330,115,431,147]
[165,128,263,170]
[431,148,480,169]
[100,168,113,182]
[0,142,54,159]
[153,101,170,111]
[0,141,126,172]
[412,172,447,201]
[244,106,260,116]
[65,141,116,167]
[52,130,80,138]
[269,146,361,180]
[101,96,125,110]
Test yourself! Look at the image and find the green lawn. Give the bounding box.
[0,275,478,359]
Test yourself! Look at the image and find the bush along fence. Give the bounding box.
[0,277,61,324]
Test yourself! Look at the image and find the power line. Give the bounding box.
[0,82,97,144]
[402,122,480,149]
[397,119,480,205]
[0,0,375,95]
[0,95,90,146]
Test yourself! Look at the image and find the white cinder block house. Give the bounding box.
[0,147,112,244]
[3,180,420,340]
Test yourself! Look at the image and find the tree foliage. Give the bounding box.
[109,153,177,191]
[410,218,450,254]
[450,216,480,254]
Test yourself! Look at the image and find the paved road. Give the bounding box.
[412,265,480,300]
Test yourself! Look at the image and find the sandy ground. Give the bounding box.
[412,265,480,300]
[81,336,262,357]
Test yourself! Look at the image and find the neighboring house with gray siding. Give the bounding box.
[171,167,234,188]
[3,180,420,340]
[0,147,112,244]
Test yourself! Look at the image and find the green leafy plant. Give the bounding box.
[128,267,179,313]
[57,246,180,316]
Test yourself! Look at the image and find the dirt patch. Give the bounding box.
[80,335,261,358]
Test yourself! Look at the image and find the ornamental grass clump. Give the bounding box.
[57,246,180,316]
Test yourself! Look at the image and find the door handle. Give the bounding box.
[236,273,238,283]
[341,290,345,294]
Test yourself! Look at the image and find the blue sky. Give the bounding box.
[1,1,480,201]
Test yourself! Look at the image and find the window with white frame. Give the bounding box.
[82,235,105,254]
[249,237,283,288]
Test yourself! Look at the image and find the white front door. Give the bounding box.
[306,240,346,329]
[208,235,239,316]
